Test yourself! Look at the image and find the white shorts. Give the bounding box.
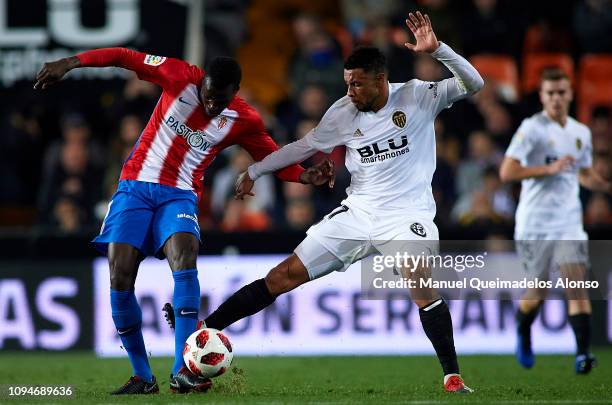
[514,227,589,277]
[294,202,439,280]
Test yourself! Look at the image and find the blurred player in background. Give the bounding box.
[34,50,334,394]
[166,11,483,393]
[500,68,612,374]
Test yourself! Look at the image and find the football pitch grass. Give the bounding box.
[1,351,611,404]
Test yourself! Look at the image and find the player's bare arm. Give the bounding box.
[235,158,335,200]
[34,56,81,89]
[578,167,612,193]
[499,155,575,182]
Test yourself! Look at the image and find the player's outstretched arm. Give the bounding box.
[499,156,575,182]
[34,56,81,90]
[404,11,484,100]
[36,48,177,90]
[236,157,335,200]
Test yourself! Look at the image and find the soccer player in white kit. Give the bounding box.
[183,12,483,392]
[500,68,612,374]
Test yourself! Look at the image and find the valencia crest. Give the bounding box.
[392,110,407,128]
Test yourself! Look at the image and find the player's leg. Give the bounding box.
[205,204,360,330]
[375,217,470,393]
[205,233,347,330]
[514,237,552,369]
[401,263,470,392]
[163,232,202,377]
[93,181,159,394]
[559,262,596,374]
[108,242,158,393]
[150,189,210,392]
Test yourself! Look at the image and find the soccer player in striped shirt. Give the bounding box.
[35,50,334,394]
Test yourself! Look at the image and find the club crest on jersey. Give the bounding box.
[353,128,364,137]
[217,116,228,130]
[144,54,167,66]
[410,222,426,237]
[392,110,407,128]
[576,138,582,151]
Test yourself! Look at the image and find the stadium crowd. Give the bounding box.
[1,0,611,237]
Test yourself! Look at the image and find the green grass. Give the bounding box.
[1,351,611,404]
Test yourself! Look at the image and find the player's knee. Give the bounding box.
[265,257,308,295]
[109,259,135,291]
[167,244,198,271]
[264,265,291,295]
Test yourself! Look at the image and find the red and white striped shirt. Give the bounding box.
[77,48,303,196]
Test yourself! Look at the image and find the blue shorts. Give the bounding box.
[93,180,201,259]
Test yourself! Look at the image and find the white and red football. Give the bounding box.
[183,327,234,379]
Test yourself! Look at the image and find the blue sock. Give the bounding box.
[172,269,200,375]
[110,289,153,383]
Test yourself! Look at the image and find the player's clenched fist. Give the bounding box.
[234,171,256,200]
[34,56,80,90]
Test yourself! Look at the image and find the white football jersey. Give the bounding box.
[304,80,454,217]
[505,112,592,233]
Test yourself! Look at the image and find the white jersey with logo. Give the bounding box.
[505,112,592,234]
[303,79,453,218]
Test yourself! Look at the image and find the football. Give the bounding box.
[183,328,234,378]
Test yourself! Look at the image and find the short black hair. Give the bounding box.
[344,47,387,75]
[208,56,242,89]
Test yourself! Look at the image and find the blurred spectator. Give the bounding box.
[38,140,102,230]
[52,196,86,234]
[220,199,271,232]
[573,0,612,54]
[472,79,515,141]
[42,113,105,175]
[585,193,612,226]
[278,84,330,138]
[341,0,408,39]
[456,130,502,195]
[361,17,416,83]
[452,166,515,225]
[460,0,515,57]
[95,114,145,222]
[212,148,276,221]
[285,198,316,230]
[289,14,346,101]
[523,18,573,54]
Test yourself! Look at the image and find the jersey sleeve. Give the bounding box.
[76,48,202,90]
[237,117,305,182]
[577,129,593,169]
[505,119,536,161]
[413,79,453,117]
[302,102,343,153]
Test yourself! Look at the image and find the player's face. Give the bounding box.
[344,68,385,112]
[539,79,572,121]
[201,77,238,116]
